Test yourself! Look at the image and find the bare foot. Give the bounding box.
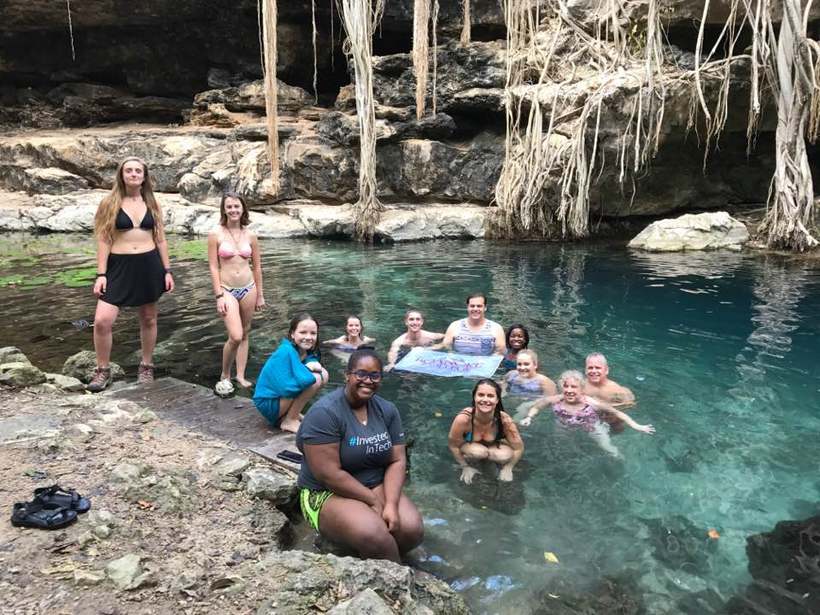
[236,377,254,389]
[279,417,301,433]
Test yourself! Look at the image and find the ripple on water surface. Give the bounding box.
[2,234,820,613]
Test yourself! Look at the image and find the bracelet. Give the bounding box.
[164,268,172,274]
[215,293,224,299]
[96,273,107,278]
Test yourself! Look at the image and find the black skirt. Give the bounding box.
[101,248,166,307]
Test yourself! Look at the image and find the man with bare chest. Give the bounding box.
[584,352,635,433]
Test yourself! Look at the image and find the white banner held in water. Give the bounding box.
[394,347,502,378]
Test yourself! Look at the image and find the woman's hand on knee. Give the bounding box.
[382,503,400,532]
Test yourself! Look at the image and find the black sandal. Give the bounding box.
[33,485,91,514]
[11,501,78,530]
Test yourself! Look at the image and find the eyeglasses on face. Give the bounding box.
[350,369,382,382]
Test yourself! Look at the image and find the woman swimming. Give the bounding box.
[447,379,524,483]
[502,349,556,399]
[520,370,654,457]
[501,324,529,371]
[323,315,375,352]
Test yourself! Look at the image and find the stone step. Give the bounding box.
[105,376,300,472]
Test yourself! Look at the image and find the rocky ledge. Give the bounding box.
[0,346,467,614]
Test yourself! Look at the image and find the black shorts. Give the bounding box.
[101,248,166,307]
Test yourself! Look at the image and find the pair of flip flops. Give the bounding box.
[11,485,91,530]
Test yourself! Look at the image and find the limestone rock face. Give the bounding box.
[628,212,749,252]
[0,362,47,387]
[0,347,30,365]
[242,467,297,506]
[253,550,469,615]
[369,40,506,115]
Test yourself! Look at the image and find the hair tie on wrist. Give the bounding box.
[164,268,172,274]
[215,292,224,299]
[96,273,107,278]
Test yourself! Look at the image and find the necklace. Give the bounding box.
[226,226,243,247]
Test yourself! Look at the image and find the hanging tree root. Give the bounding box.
[261,0,280,196]
[493,0,668,239]
[337,0,386,241]
[493,0,819,251]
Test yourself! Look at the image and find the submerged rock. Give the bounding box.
[525,574,646,614]
[641,514,718,574]
[628,212,749,252]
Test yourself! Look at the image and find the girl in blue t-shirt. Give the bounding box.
[253,313,328,433]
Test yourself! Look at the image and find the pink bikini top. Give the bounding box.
[218,241,252,259]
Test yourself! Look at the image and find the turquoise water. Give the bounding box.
[2,234,820,613]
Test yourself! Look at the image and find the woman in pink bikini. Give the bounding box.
[208,192,265,396]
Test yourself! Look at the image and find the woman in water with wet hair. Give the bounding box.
[521,370,654,457]
[447,379,524,484]
[208,191,265,396]
[323,315,375,352]
[501,324,530,370]
[296,348,423,562]
[88,157,174,392]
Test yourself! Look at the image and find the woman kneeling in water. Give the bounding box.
[520,370,654,457]
[447,379,524,484]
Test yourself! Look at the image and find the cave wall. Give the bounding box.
[1,1,818,227]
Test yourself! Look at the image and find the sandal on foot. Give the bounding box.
[214,378,235,397]
[33,485,91,514]
[11,501,77,530]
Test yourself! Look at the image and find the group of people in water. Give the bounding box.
[87,157,656,562]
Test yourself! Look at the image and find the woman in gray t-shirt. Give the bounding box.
[296,349,423,562]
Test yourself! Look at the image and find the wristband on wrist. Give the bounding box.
[164,268,172,274]
[96,273,107,277]
[215,292,224,299]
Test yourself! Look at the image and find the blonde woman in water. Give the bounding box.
[521,370,654,458]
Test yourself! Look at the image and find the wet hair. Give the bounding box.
[404,308,423,320]
[470,378,505,443]
[585,352,608,366]
[287,312,320,355]
[516,349,538,365]
[465,293,488,306]
[344,315,364,340]
[219,191,250,228]
[559,370,584,388]
[94,157,161,244]
[505,324,530,349]
[347,348,383,372]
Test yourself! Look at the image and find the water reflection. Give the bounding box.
[2,235,820,615]
[729,257,811,410]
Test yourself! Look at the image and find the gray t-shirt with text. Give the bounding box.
[296,388,405,491]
